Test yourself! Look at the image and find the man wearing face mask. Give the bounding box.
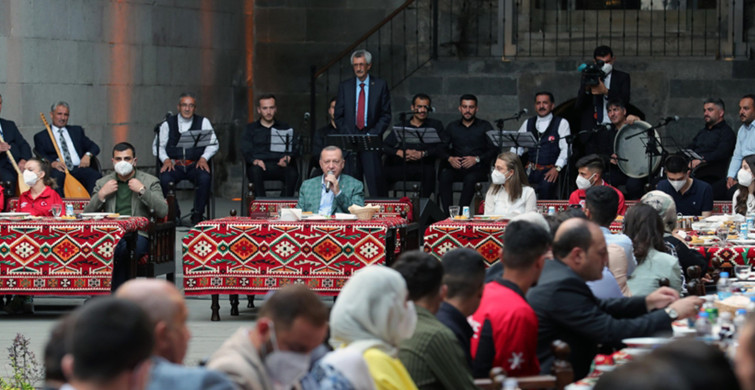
[656,154,713,217]
[84,142,168,291]
[207,285,329,390]
[568,154,626,215]
[575,45,630,158]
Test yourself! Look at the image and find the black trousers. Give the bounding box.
[439,164,488,211]
[248,162,299,197]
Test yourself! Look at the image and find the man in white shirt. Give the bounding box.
[727,94,755,191]
[513,91,570,199]
[155,92,218,225]
[33,101,102,195]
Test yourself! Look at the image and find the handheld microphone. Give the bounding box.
[325,170,334,192]
[304,112,311,120]
[662,115,680,124]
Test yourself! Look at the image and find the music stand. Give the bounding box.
[392,126,442,196]
[486,130,537,151]
[174,129,217,160]
[326,134,382,180]
[269,127,296,154]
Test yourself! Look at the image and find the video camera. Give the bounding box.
[580,60,606,87]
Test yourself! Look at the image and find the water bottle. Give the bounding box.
[735,309,747,331]
[65,203,74,217]
[748,296,755,313]
[717,272,732,301]
[695,311,712,338]
[548,206,556,215]
[741,223,749,240]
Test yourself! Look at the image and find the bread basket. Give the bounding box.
[348,204,380,221]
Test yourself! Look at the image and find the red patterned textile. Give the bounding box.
[249,199,415,222]
[423,219,623,266]
[692,245,752,268]
[183,216,405,296]
[624,200,731,214]
[0,217,149,295]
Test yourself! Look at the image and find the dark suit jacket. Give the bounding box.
[33,125,100,165]
[0,118,32,169]
[575,69,630,144]
[526,259,672,380]
[334,75,391,136]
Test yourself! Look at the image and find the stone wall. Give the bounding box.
[0,0,246,173]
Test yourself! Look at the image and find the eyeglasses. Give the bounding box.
[180,104,196,108]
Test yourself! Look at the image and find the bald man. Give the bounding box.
[527,218,703,380]
[116,279,234,390]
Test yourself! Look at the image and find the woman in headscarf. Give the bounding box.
[329,265,418,390]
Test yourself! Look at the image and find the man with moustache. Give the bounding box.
[686,98,735,199]
[513,92,571,199]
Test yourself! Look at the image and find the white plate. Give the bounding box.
[622,337,671,348]
[79,213,112,217]
[594,365,617,372]
[729,239,755,245]
[0,212,31,217]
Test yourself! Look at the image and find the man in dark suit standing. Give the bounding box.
[0,93,32,192]
[334,49,391,197]
[527,218,702,380]
[575,46,630,160]
[34,101,101,196]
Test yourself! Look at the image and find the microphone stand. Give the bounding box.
[398,111,410,197]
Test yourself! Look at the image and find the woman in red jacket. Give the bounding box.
[17,158,63,216]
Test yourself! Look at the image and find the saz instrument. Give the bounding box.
[39,113,89,198]
[0,133,30,194]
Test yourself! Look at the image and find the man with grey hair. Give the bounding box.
[687,97,735,199]
[34,101,102,195]
[0,93,32,191]
[334,49,391,197]
[116,279,235,390]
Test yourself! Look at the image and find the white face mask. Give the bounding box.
[114,160,134,176]
[738,169,753,187]
[576,173,595,190]
[396,301,417,341]
[23,170,39,186]
[669,178,687,192]
[491,169,508,185]
[263,324,311,390]
[601,63,613,75]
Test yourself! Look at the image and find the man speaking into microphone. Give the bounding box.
[296,146,364,216]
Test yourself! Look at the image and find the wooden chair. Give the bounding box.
[136,194,177,283]
[474,340,574,390]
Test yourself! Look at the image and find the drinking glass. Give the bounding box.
[51,204,62,218]
[449,206,460,218]
[716,226,729,247]
[734,265,752,281]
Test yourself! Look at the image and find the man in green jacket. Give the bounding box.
[85,142,168,290]
[297,146,364,215]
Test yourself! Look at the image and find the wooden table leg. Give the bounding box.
[247,295,255,308]
[211,294,220,321]
[230,294,239,316]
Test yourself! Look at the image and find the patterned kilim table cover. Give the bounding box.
[0,217,149,295]
[423,219,624,266]
[183,216,406,296]
[249,199,415,222]
[692,246,752,267]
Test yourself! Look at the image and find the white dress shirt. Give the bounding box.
[52,125,82,166]
[512,113,571,169]
[483,185,537,216]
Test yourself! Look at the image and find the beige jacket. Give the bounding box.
[206,327,273,390]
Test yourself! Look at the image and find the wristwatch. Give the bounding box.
[138,186,146,196]
[475,156,481,164]
[85,152,93,157]
[664,307,679,321]
[555,166,562,172]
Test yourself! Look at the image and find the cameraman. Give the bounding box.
[575,46,631,158]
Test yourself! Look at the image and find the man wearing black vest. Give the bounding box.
[241,94,299,197]
[155,92,218,225]
[513,92,570,200]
